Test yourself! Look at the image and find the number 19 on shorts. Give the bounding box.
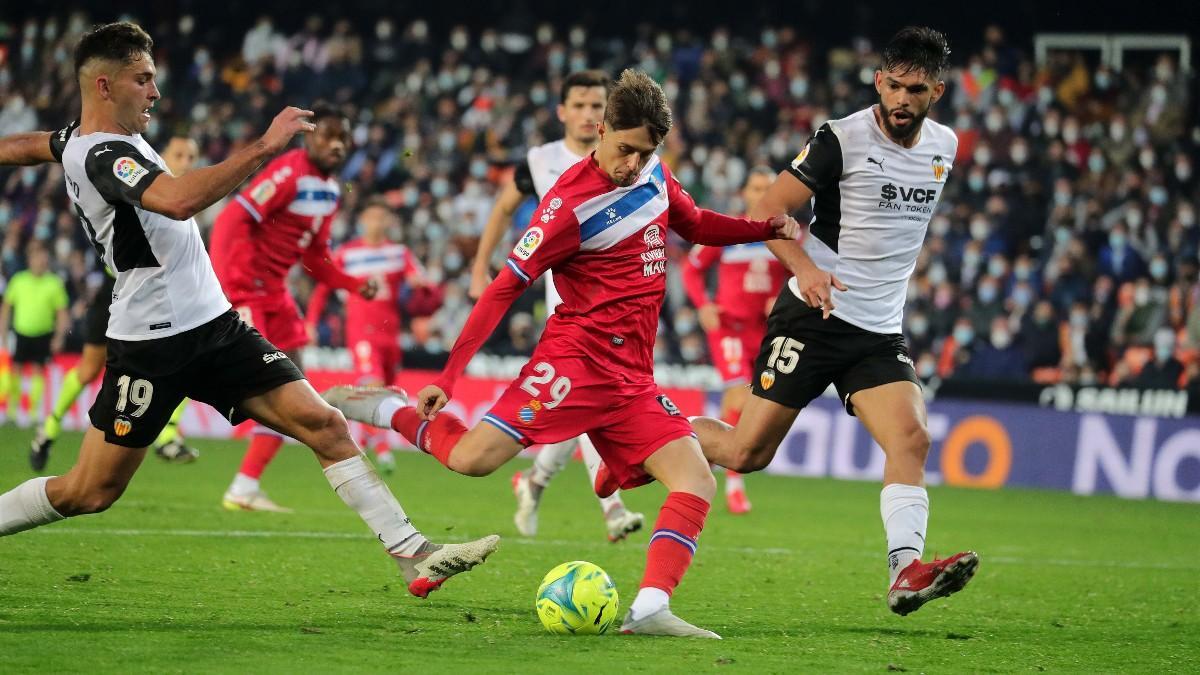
[115,375,154,417]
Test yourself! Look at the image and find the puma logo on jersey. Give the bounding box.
[94,145,112,156]
[867,156,885,170]
[262,351,288,364]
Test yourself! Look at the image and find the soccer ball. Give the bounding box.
[535,561,619,635]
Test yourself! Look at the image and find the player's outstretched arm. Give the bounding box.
[0,132,56,166]
[469,179,526,299]
[753,171,847,319]
[140,107,315,220]
[667,169,798,246]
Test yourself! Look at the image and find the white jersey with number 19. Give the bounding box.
[61,131,230,341]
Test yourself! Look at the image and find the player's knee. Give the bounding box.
[900,424,932,462]
[731,442,774,473]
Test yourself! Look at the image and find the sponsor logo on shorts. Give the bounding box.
[113,416,133,437]
[760,369,777,390]
[518,399,543,424]
[113,157,150,187]
[611,336,624,346]
[896,353,915,368]
[262,351,288,364]
[149,321,171,330]
[656,394,681,416]
[513,227,544,261]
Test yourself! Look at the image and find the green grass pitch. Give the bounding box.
[1,430,1196,673]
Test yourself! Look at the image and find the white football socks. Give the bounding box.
[629,587,670,619]
[323,455,424,556]
[373,396,407,429]
[529,439,574,487]
[0,476,64,536]
[228,473,260,497]
[881,483,929,584]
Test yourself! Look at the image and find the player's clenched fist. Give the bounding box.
[261,107,316,155]
[415,384,449,420]
[767,214,801,241]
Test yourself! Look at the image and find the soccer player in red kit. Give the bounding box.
[307,199,441,472]
[210,106,377,512]
[681,167,790,514]
[325,70,800,637]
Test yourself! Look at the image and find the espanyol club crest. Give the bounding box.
[760,369,776,390]
[643,224,665,249]
[931,155,947,183]
[519,399,543,424]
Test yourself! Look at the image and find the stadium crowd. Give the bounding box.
[1,12,1198,394]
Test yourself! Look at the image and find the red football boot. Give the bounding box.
[887,551,980,616]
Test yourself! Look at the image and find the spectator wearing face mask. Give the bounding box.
[939,318,978,378]
[1022,300,1062,370]
[955,316,1028,380]
[1112,279,1168,349]
[1127,328,1184,389]
[1098,223,1146,283]
[969,275,1006,334]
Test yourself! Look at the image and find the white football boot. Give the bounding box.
[222,489,293,513]
[619,607,721,639]
[392,535,501,598]
[322,385,407,427]
[512,471,540,537]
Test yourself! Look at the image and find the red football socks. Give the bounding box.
[238,432,283,479]
[640,491,711,595]
[391,407,466,468]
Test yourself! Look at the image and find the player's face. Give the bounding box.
[558,86,607,146]
[307,117,352,173]
[596,124,657,187]
[28,248,49,273]
[359,205,394,240]
[874,67,944,142]
[740,173,773,213]
[109,53,160,135]
[162,138,199,176]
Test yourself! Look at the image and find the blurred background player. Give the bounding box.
[681,166,790,514]
[210,105,377,513]
[31,134,203,471]
[306,198,443,473]
[326,70,800,636]
[0,241,68,429]
[469,69,644,542]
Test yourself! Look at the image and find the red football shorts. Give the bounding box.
[233,293,308,353]
[706,319,766,387]
[482,354,695,490]
[351,338,402,385]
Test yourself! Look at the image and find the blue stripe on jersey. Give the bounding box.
[295,190,338,201]
[578,163,665,243]
[234,194,263,223]
[506,259,531,283]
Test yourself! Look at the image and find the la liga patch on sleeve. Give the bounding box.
[113,157,150,187]
[513,226,545,261]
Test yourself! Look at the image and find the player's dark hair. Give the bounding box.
[311,104,349,126]
[604,69,672,145]
[74,22,154,74]
[880,26,951,80]
[560,70,611,103]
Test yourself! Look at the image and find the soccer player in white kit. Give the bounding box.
[0,22,497,598]
[470,71,645,542]
[692,27,980,616]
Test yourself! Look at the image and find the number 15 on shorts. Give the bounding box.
[765,337,805,374]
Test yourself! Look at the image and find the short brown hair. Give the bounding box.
[560,70,611,103]
[604,69,673,145]
[75,22,154,74]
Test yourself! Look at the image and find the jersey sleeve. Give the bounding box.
[52,277,69,310]
[82,141,165,207]
[48,120,79,163]
[682,245,721,309]
[232,155,298,223]
[787,122,843,192]
[512,160,536,196]
[504,190,581,285]
[665,165,774,246]
[2,274,19,304]
[302,216,359,291]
